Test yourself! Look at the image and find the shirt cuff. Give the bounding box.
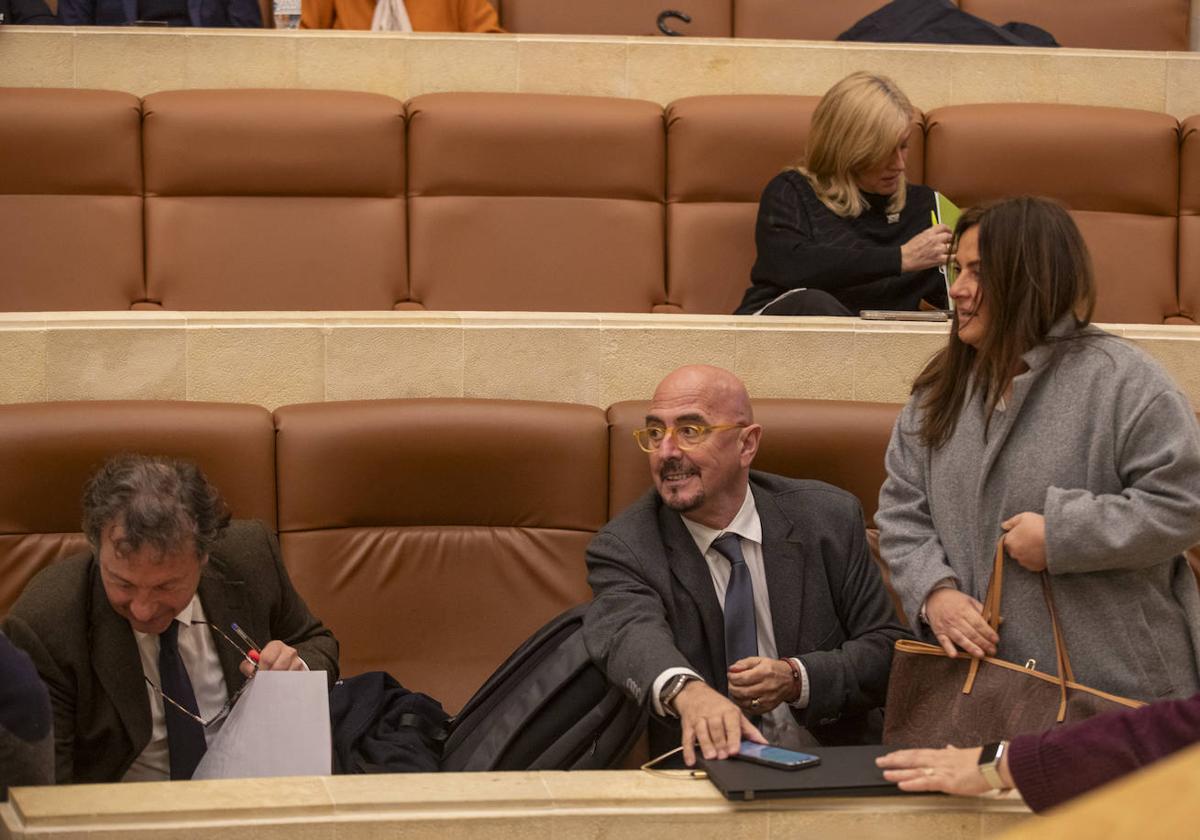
[918,577,958,624]
[651,666,702,717]
[785,657,810,709]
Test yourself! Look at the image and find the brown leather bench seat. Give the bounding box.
[1,89,1198,323]
[0,396,901,713]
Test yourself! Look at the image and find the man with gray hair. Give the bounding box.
[3,454,339,784]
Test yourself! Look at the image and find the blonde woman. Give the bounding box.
[736,72,951,316]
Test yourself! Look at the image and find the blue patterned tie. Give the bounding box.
[158,620,207,780]
[712,532,759,669]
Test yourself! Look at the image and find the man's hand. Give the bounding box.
[1002,512,1047,572]
[673,680,766,767]
[925,588,998,659]
[238,640,305,678]
[726,656,798,714]
[876,746,997,795]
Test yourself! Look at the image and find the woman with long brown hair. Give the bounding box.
[876,196,1200,702]
[735,71,952,316]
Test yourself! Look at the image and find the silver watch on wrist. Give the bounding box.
[659,674,697,717]
[978,740,1011,791]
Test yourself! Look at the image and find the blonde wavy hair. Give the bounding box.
[796,71,915,218]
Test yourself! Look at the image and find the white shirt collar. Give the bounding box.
[131,593,205,642]
[681,484,762,554]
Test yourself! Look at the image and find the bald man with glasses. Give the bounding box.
[584,365,907,766]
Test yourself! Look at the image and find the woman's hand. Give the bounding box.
[900,224,953,272]
[1002,512,1047,572]
[876,746,997,795]
[925,588,998,658]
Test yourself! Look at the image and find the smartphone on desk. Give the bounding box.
[734,742,821,770]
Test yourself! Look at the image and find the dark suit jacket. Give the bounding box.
[2,520,338,784]
[584,471,908,755]
[56,0,260,26]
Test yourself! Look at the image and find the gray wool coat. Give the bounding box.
[877,322,1200,702]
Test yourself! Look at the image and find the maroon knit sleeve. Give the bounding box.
[1008,691,1200,813]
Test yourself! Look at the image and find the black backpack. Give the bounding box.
[440,603,646,771]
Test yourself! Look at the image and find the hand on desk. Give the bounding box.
[674,680,766,767]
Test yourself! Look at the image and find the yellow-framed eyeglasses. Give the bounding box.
[632,423,747,453]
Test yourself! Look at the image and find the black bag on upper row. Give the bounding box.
[839,0,1059,47]
[440,603,647,772]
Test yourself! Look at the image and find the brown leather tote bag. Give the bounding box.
[883,540,1144,747]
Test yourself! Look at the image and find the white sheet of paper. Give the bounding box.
[193,670,331,780]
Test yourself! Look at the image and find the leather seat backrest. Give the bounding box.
[273,398,607,712]
[500,0,731,36]
[960,0,1190,50]
[1179,116,1200,326]
[924,103,1181,324]
[0,89,143,312]
[665,95,924,314]
[0,401,276,616]
[405,93,667,313]
[733,0,896,39]
[142,90,407,310]
[606,399,901,524]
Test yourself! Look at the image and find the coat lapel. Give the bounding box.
[754,481,806,658]
[88,564,152,756]
[659,504,727,686]
[197,560,252,694]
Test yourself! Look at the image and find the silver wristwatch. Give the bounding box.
[978,740,1011,791]
[659,674,697,717]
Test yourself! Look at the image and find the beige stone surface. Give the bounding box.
[323,770,553,808]
[10,777,333,824]
[463,325,602,403]
[626,40,737,103]
[851,327,944,403]
[731,42,848,95]
[1051,52,1167,110]
[45,327,186,401]
[517,37,629,98]
[405,34,519,95]
[767,807,982,839]
[599,324,738,404]
[186,325,324,409]
[0,328,47,404]
[0,27,73,88]
[73,31,186,96]
[185,32,299,89]
[1166,54,1200,118]
[1123,331,1200,410]
[734,324,857,400]
[839,45,954,111]
[948,50,1058,105]
[326,325,464,401]
[294,32,408,99]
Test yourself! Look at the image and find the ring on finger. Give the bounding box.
[750,697,760,710]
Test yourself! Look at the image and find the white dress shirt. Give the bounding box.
[652,486,818,749]
[123,595,229,782]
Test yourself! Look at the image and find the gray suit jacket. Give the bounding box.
[2,520,339,784]
[584,471,908,753]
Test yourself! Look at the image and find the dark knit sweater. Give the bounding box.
[1008,690,1200,813]
[736,170,947,315]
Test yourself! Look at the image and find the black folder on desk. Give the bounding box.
[701,745,910,801]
